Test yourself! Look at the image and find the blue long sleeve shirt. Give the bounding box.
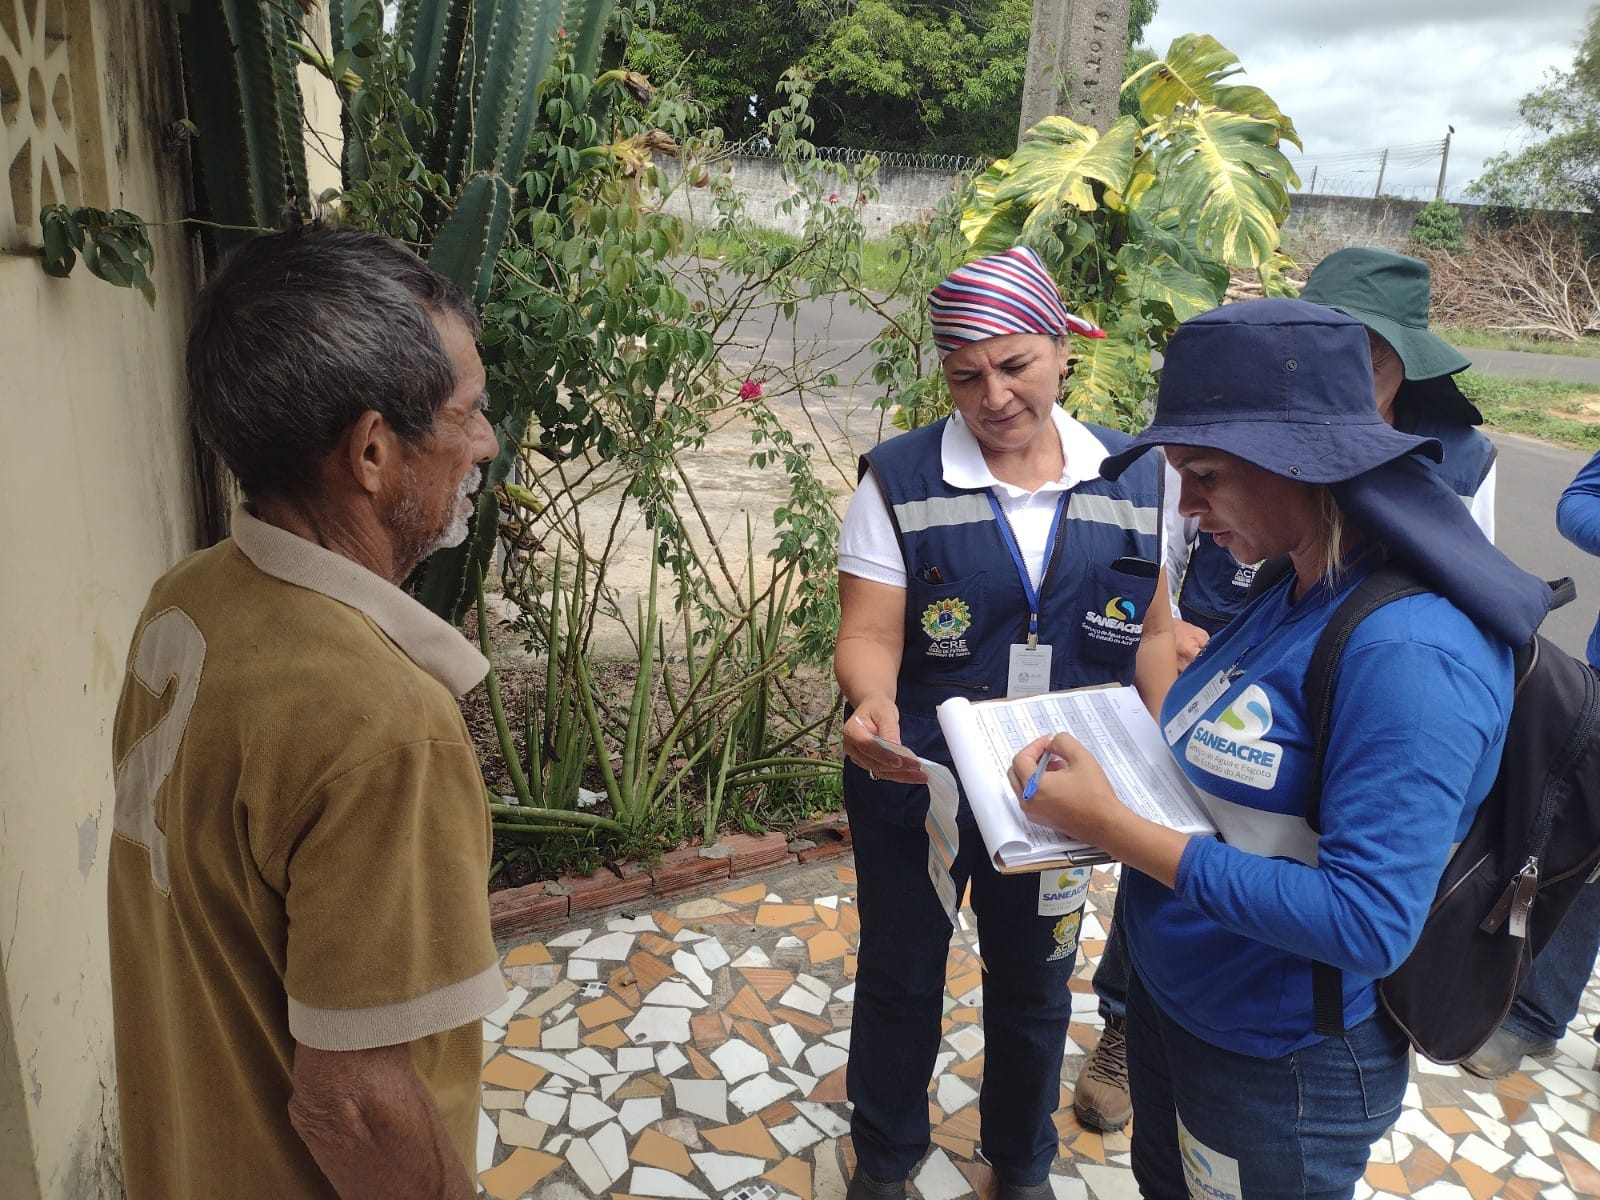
[1557,450,1600,669]
[1126,564,1512,1057]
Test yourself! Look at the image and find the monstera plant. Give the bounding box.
[961,34,1302,428]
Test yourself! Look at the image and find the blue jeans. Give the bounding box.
[1503,876,1600,1045]
[1126,969,1409,1200]
[1092,873,1131,1022]
[845,790,1078,1186]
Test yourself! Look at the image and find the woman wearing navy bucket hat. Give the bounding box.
[1008,298,1551,1199]
[834,246,1178,1200]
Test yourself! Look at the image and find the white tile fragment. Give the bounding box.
[710,1039,771,1084]
[626,1005,693,1044]
[627,1166,710,1198]
[690,1152,766,1192]
[672,1077,729,1124]
[620,1096,663,1134]
[673,949,716,994]
[476,1108,498,1174]
[570,931,638,960]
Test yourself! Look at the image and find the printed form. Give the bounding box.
[938,686,1216,871]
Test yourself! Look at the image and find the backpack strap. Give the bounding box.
[1303,563,1430,1037]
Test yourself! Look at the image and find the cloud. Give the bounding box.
[1141,0,1594,196]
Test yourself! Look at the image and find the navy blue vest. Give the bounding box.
[1403,412,1495,501]
[848,417,1164,825]
[1177,536,1258,635]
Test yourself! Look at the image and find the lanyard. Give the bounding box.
[986,489,1070,647]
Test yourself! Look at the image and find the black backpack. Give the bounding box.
[1298,563,1600,1063]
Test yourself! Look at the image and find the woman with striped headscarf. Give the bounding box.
[834,247,1178,1200]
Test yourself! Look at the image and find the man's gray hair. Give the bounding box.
[186,228,481,499]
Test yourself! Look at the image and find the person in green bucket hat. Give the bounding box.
[1299,246,1496,536]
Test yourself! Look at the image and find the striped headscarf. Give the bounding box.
[929,246,1104,358]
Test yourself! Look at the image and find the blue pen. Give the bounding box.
[1020,750,1057,802]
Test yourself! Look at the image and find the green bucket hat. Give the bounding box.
[1298,247,1470,381]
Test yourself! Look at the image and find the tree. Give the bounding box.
[630,0,1156,159]
[1471,6,1600,213]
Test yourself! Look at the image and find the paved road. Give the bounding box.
[1491,431,1598,660]
[1460,346,1600,386]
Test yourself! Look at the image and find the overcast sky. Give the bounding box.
[1140,0,1594,202]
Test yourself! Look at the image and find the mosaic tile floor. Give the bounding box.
[477,861,1600,1199]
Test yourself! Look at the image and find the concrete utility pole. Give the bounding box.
[1435,126,1454,201]
[1018,0,1134,141]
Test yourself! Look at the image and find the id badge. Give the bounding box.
[1162,666,1236,744]
[1008,642,1053,697]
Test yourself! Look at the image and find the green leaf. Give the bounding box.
[1127,34,1301,148]
[39,205,77,277]
[1063,328,1149,428]
[1148,107,1295,268]
[999,115,1138,216]
[1113,243,1222,325]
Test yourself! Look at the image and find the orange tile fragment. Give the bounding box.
[577,995,633,1029]
[691,1012,732,1048]
[937,1106,982,1141]
[717,882,770,905]
[1451,1159,1507,1200]
[631,1127,695,1173]
[502,942,552,966]
[1497,1070,1542,1100]
[638,933,679,957]
[809,1065,849,1104]
[686,1044,721,1080]
[628,951,677,994]
[705,1114,781,1159]
[844,953,859,979]
[765,1155,813,1200]
[948,1005,980,1025]
[653,909,685,935]
[1559,1149,1600,1195]
[775,1007,832,1036]
[726,983,777,1025]
[755,903,816,927]
[1425,1106,1478,1135]
[1403,1145,1449,1190]
[1072,1130,1105,1164]
[582,1023,629,1050]
[479,1148,562,1200]
[1363,1162,1408,1193]
[816,903,841,930]
[481,1054,547,1091]
[807,930,850,964]
[1502,1178,1541,1200]
[503,1018,542,1049]
[738,966,796,1003]
[837,865,857,884]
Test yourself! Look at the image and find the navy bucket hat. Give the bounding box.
[1099,298,1443,483]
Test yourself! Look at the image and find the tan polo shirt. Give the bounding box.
[109,505,503,1200]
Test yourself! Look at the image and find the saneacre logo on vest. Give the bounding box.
[1081,594,1142,649]
[1186,684,1283,789]
[920,598,973,659]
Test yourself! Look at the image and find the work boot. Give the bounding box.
[995,1177,1054,1200]
[1461,1025,1557,1079]
[1073,1016,1132,1132]
[846,1168,907,1200]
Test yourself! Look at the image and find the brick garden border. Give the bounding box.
[488,813,853,941]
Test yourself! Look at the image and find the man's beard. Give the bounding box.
[392,465,482,573]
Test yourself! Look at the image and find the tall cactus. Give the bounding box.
[174,0,310,259]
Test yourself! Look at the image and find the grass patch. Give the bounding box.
[1459,370,1600,450]
[1440,326,1600,360]
[694,226,910,294]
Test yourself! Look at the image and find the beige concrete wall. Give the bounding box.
[0,1,199,1196]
